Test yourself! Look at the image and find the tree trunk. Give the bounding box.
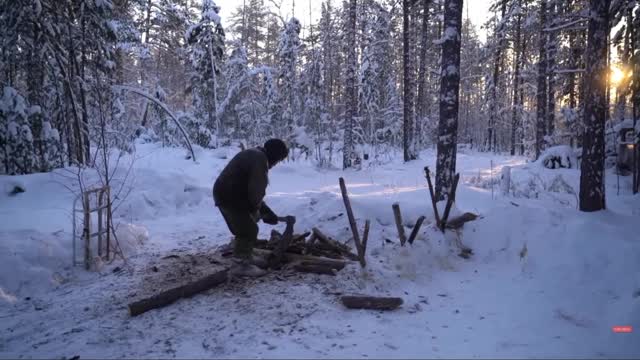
[488,0,507,153]
[343,0,357,169]
[579,0,610,212]
[631,4,639,194]
[434,0,463,201]
[546,5,557,143]
[614,8,633,123]
[535,0,548,160]
[510,1,522,156]
[416,0,431,149]
[403,0,417,162]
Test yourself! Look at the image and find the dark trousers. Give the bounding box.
[218,207,259,259]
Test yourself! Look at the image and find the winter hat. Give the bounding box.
[264,138,289,164]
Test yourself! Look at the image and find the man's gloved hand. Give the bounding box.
[260,203,279,225]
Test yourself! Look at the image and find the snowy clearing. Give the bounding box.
[1,144,639,359]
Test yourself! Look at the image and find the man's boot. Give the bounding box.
[229,257,267,277]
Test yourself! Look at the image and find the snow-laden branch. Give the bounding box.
[555,68,585,74]
[543,18,587,32]
[112,85,196,162]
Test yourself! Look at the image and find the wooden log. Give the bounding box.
[128,268,229,317]
[292,260,346,276]
[252,248,348,269]
[341,296,403,311]
[445,212,478,230]
[423,167,441,225]
[339,177,365,267]
[268,216,296,269]
[407,216,426,244]
[440,173,461,232]
[392,203,407,246]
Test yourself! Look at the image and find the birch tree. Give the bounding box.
[435,0,463,201]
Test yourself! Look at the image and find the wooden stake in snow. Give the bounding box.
[500,166,511,196]
[424,167,441,225]
[392,203,407,246]
[341,296,403,310]
[361,220,370,256]
[440,173,460,232]
[407,216,426,244]
[339,177,366,267]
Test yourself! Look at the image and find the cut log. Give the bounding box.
[407,216,426,244]
[292,260,345,276]
[445,212,478,230]
[341,295,403,311]
[339,177,365,267]
[392,203,407,246]
[128,268,229,317]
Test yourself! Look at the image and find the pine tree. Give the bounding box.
[186,0,225,145]
[402,0,417,161]
[275,17,302,150]
[578,0,610,211]
[535,0,548,159]
[343,0,357,169]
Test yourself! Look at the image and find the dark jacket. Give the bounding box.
[213,147,269,212]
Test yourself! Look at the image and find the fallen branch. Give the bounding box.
[341,295,403,311]
[407,216,426,244]
[339,177,366,267]
[392,203,407,246]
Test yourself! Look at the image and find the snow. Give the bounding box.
[0,144,639,358]
[535,145,579,169]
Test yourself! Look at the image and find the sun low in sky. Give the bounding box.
[610,64,630,86]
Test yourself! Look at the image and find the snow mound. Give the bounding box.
[536,145,579,169]
[113,223,149,256]
[0,229,72,301]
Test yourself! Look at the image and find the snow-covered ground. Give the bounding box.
[1,143,639,359]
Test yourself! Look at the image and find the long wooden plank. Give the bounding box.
[128,268,229,317]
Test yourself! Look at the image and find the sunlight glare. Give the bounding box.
[610,65,626,85]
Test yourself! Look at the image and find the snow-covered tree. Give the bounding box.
[275,18,302,150]
[186,0,225,144]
